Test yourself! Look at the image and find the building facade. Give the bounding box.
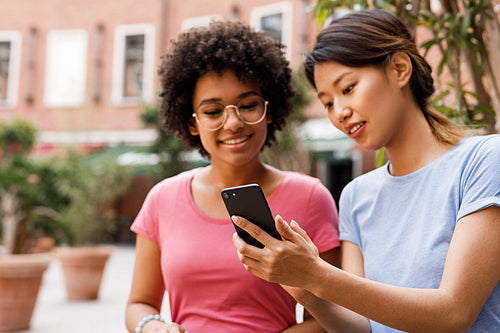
[0,0,319,149]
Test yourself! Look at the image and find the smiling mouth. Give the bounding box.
[348,122,365,134]
[221,135,251,145]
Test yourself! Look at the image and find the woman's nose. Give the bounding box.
[223,106,244,129]
[332,104,351,123]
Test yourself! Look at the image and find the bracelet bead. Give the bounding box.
[135,314,166,333]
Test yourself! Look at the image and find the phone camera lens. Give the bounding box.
[223,192,229,200]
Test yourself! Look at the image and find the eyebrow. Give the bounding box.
[317,71,353,98]
[198,91,261,106]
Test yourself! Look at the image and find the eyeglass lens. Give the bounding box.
[195,95,266,130]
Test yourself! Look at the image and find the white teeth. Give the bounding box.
[349,122,365,134]
[223,136,249,145]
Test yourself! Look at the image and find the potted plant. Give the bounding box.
[0,119,71,332]
[55,154,132,300]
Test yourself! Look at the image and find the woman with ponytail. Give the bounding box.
[233,9,499,333]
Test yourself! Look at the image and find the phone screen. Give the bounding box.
[221,184,281,248]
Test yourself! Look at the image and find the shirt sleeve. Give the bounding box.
[130,182,161,243]
[457,135,500,220]
[338,179,363,249]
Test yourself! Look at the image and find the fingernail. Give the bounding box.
[231,216,241,225]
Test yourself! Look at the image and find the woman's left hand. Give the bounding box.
[232,214,322,288]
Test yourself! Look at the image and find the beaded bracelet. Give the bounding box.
[135,314,166,333]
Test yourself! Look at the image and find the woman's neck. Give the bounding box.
[198,159,281,192]
[385,111,453,176]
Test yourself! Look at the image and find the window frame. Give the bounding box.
[181,15,222,31]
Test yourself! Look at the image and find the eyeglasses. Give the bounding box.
[192,95,269,131]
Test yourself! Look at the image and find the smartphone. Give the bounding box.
[221,184,281,248]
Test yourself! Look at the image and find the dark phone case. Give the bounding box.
[221,184,281,248]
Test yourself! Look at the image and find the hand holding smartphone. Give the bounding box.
[221,184,281,248]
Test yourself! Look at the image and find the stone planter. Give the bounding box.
[55,245,113,300]
[0,253,52,332]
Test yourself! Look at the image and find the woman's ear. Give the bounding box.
[188,120,199,136]
[390,51,412,88]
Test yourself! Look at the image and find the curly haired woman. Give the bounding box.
[125,21,340,333]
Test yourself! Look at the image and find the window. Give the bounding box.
[0,31,21,107]
[112,24,154,104]
[123,34,144,98]
[44,30,88,107]
[251,2,292,59]
[261,13,283,42]
[0,42,11,101]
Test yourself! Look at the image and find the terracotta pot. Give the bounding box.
[55,245,113,300]
[0,253,52,332]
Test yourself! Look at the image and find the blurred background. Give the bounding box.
[0,0,499,332]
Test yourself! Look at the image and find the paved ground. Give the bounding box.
[21,244,302,333]
[18,245,171,333]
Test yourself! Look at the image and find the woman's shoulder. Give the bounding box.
[456,134,499,151]
[457,134,500,171]
[338,165,387,207]
[345,164,386,187]
[148,168,200,196]
[449,134,500,166]
[277,171,334,204]
[281,171,324,188]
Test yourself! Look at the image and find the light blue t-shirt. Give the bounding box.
[339,135,500,332]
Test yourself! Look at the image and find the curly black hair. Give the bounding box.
[158,20,295,158]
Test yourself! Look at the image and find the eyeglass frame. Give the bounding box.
[191,95,269,131]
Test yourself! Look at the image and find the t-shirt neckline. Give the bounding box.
[384,137,467,181]
[184,168,288,225]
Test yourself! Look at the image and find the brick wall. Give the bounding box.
[0,0,317,142]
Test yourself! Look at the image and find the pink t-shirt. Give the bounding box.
[131,168,340,332]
